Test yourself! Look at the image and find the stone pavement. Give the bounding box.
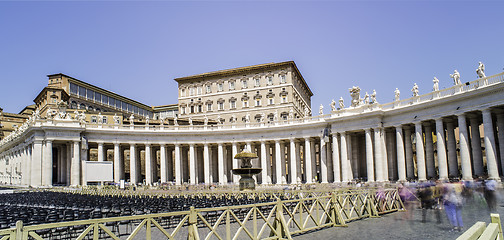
[293,192,504,240]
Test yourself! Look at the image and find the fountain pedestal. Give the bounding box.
[231,150,262,191]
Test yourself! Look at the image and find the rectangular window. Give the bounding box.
[280,75,286,83]
[268,76,273,85]
[218,83,223,91]
[190,88,195,96]
[91,116,97,123]
[243,100,248,108]
[255,99,261,106]
[269,97,274,105]
[102,117,107,124]
[218,102,224,110]
[197,87,202,95]
[242,80,247,89]
[282,96,287,103]
[206,85,211,93]
[255,78,260,87]
[87,89,94,100]
[198,105,202,112]
[70,83,78,94]
[181,89,186,97]
[207,103,212,111]
[102,95,108,105]
[78,86,86,97]
[95,93,102,103]
[229,82,235,90]
[230,100,236,109]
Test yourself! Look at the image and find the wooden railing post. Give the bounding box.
[187,207,200,240]
[15,220,23,240]
[491,213,503,240]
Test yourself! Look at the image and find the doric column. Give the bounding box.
[365,129,374,182]
[160,144,167,183]
[374,128,384,181]
[71,140,80,186]
[415,122,427,181]
[23,146,31,186]
[113,143,121,183]
[218,143,225,184]
[435,118,448,180]
[340,133,350,182]
[129,144,137,185]
[260,141,268,184]
[482,109,499,179]
[290,138,298,184]
[424,123,435,178]
[275,140,282,184]
[332,134,341,183]
[404,126,414,179]
[469,115,484,176]
[396,126,406,182]
[42,140,53,186]
[304,138,313,183]
[203,143,210,184]
[145,144,152,185]
[496,111,504,175]
[446,119,459,177]
[319,137,328,183]
[174,144,182,185]
[231,142,238,183]
[381,129,389,181]
[189,144,196,184]
[457,114,473,180]
[295,141,302,183]
[97,142,105,162]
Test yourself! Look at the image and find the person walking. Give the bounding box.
[443,180,464,232]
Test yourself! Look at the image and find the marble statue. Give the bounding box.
[304,106,309,117]
[476,62,486,78]
[98,113,103,124]
[261,113,266,122]
[363,92,369,104]
[412,83,419,97]
[433,77,439,91]
[159,117,165,126]
[145,116,150,125]
[330,99,336,111]
[188,117,193,126]
[232,114,237,123]
[289,109,294,119]
[394,88,400,101]
[33,109,40,120]
[204,115,208,125]
[174,116,178,126]
[78,112,86,123]
[319,104,323,115]
[129,114,134,125]
[339,97,344,109]
[349,86,361,107]
[245,113,250,123]
[370,90,377,104]
[450,70,461,85]
[216,115,222,124]
[273,110,278,122]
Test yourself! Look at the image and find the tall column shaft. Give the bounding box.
[496,112,504,175]
[145,144,152,185]
[304,138,313,183]
[218,143,225,184]
[404,127,414,179]
[482,109,499,179]
[129,144,137,184]
[340,133,350,182]
[415,123,426,181]
[275,140,282,184]
[424,124,435,178]
[446,120,459,177]
[332,134,341,182]
[436,118,448,180]
[290,139,298,184]
[231,143,238,183]
[458,114,473,180]
[260,141,268,184]
[189,144,196,184]
[469,117,484,176]
[203,144,210,184]
[71,141,80,186]
[374,129,384,181]
[396,126,407,181]
[97,143,104,162]
[42,140,53,186]
[160,144,167,183]
[365,129,375,182]
[113,143,121,182]
[320,137,328,183]
[174,144,181,185]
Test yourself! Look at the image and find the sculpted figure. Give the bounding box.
[304,106,310,117]
[450,70,461,85]
[261,113,266,122]
[204,115,208,125]
[394,88,400,101]
[433,77,439,91]
[363,92,369,104]
[98,113,103,124]
[79,112,86,123]
[273,110,278,122]
[232,114,237,123]
[188,117,193,125]
[216,114,222,124]
[330,99,336,111]
[174,116,178,126]
[349,86,361,107]
[129,114,134,125]
[33,109,41,120]
[370,90,377,103]
[339,97,344,109]
[412,83,419,97]
[476,62,486,78]
[245,113,250,123]
[319,104,324,115]
[145,116,150,125]
[289,109,294,119]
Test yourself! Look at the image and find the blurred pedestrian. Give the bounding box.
[443,180,464,232]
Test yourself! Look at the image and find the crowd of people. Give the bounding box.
[398,178,499,232]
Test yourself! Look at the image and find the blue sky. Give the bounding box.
[1,1,503,114]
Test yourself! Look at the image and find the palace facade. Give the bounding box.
[1,62,504,186]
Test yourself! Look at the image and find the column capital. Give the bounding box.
[455,112,466,117]
[129,143,136,146]
[482,108,493,114]
[96,141,104,145]
[145,143,151,147]
[394,125,403,130]
[303,136,312,141]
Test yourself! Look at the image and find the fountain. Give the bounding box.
[231,148,262,191]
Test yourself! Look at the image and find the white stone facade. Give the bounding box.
[1,71,504,186]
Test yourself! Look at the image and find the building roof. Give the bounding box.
[47,73,154,111]
[174,61,313,96]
